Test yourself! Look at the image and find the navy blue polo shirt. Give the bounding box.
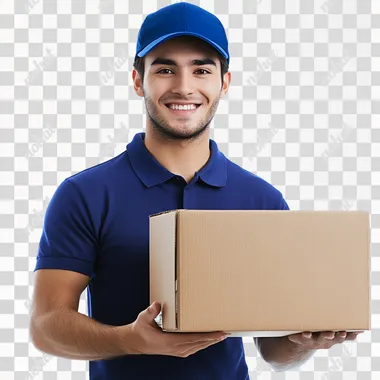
[35,132,289,380]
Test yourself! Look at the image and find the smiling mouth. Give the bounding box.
[164,103,202,114]
[165,103,202,116]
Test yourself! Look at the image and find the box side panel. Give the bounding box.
[150,211,177,330]
[177,210,370,332]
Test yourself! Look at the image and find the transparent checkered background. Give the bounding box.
[0,0,378,378]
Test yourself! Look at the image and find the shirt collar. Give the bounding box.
[126,132,227,188]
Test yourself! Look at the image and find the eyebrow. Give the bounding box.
[150,57,217,67]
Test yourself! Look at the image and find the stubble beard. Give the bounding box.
[143,89,221,143]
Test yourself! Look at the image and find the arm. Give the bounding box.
[254,336,316,372]
[29,269,132,360]
[29,269,229,361]
[28,180,132,360]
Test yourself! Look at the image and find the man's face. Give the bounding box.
[133,36,230,141]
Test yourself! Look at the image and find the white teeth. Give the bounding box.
[169,104,197,111]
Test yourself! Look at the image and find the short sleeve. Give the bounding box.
[34,178,99,277]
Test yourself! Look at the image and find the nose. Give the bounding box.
[170,70,194,97]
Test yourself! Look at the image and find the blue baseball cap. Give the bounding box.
[135,2,230,64]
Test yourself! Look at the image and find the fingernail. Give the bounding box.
[302,332,311,338]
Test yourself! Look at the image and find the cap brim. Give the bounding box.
[136,32,229,61]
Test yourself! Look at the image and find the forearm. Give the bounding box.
[257,336,316,372]
[30,307,132,361]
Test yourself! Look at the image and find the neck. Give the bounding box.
[144,125,211,183]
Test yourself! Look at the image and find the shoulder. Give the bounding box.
[64,152,127,192]
[47,152,129,216]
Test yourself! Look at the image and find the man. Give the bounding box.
[29,3,363,379]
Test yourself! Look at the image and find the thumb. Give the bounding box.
[147,301,161,318]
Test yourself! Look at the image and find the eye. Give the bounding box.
[196,69,210,75]
[157,68,173,74]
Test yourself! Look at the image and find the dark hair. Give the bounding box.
[133,52,229,87]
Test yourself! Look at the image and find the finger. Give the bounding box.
[288,332,312,345]
[178,337,226,358]
[336,331,347,339]
[157,332,224,356]
[344,332,362,341]
[172,332,228,346]
[288,331,328,345]
[138,302,162,326]
[331,331,347,344]
[175,335,226,347]
[316,331,336,344]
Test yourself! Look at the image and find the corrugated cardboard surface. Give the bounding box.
[150,210,370,336]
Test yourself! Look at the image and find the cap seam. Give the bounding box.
[184,2,188,31]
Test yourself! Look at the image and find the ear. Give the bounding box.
[132,69,144,98]
[220,71,231,98]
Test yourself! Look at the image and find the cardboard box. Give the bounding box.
[149,210,371,337]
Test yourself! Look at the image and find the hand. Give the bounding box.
[287,330,364,350]
[125,302,229,358]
